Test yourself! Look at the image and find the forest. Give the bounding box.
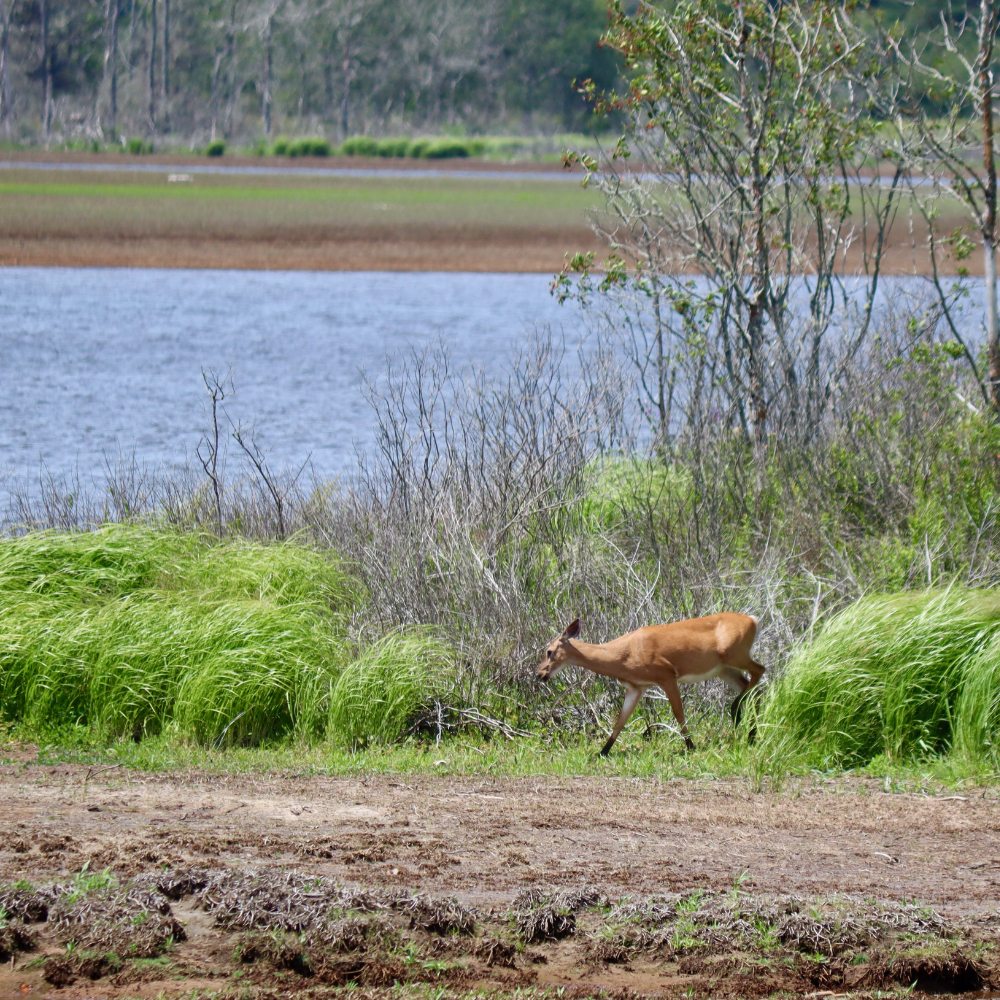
[0,0,969,146]
[0,0,620,144]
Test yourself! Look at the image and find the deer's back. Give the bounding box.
[613,613,757,676]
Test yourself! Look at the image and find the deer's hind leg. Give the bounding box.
[719,666,751,724]
[659,674,696,751]
[720,663,764,742]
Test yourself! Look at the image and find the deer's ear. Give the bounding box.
[562,618,581,639]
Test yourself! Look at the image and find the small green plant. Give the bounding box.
[127,137,151,154]
[341,135,379,156]
[63,866,116,904]
[377,137,410,157]
[289,137,331,157]
[328,631,451,746]
[271,135,290,155]
[205,139,226,157]
[406,138,432,157]
[420,139,470,159]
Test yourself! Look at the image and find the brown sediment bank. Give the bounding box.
[1,762,999,998]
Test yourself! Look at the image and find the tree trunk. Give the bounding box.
[262,15,272,134]
[736,2,768,461]
[341,50,352,139]
[105,0,119,138]
[149,0,157,131]
[161,0,170,131]
[0,0,10,137]
[982,0,1000,415]
[210,51,223,141]
[748,163,769,462]
[40,0,51,140]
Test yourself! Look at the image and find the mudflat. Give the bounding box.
[0,159,603,273]
[0,154,972,274]
[1,760,998,998]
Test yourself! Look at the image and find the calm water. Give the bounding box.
[0,268,585,490]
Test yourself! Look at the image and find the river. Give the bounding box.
[0,267,585,494]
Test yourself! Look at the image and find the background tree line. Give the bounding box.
[0,0,620,143]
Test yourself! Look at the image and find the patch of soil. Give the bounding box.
[2,764,1000,997]
[0,232,603,274]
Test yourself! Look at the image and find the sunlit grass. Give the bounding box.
[0,178,597,207]
[0,526,358,745]
[756,587,1000,773]
[3,715,992,793]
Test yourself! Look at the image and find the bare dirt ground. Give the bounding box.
[1,756,999,999]
[0,231,602,273]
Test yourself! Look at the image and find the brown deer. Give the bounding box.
[537,614,764,754]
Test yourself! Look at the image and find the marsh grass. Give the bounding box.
[755,587,1000,770]
[0,526,389,746]
[329,632,452,747]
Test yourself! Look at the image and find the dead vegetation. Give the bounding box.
[599,889,948,958]
[48,877,185,958]
[508,887,604,943]
[0,863,995,997]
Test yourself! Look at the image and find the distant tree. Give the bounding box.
[0,0,10,134]
[502,0,615,128]
[0,0,617,139]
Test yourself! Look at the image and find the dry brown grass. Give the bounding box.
[0,165,603,272]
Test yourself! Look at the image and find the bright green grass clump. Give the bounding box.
[0,526,376,745]
[756,587,1000,768]
[329,632,452,747]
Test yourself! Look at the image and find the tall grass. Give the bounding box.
[329,632,452,746]
[0,526,366,745]
[757,588,1000,768]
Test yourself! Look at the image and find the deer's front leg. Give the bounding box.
[600,683,645,756]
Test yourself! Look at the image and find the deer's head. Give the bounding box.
[536,618,581,681]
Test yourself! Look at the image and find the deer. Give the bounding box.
[536,614,764,754]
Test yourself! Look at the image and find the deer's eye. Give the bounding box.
[546,650,553,658]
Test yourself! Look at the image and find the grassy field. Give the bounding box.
[0,165,604,271]
[0,158,975,273]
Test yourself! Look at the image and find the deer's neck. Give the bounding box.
[566,639,627,680]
